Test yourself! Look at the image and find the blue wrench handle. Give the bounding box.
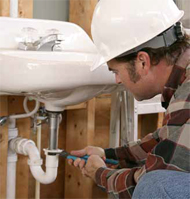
[67,155,118,165]
[67,155,88,162]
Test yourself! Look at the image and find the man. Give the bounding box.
[68,0,190,198]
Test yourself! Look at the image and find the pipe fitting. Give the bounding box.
[9,137,59,184]
[9,137,35,155]
[30,154,59,184]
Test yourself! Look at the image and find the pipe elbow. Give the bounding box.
[29,166,58,184]
[29,154,59,184]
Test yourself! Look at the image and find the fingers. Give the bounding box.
[70,149,86,157]
[68,159,73,166]
[81,168,88,177]
[70,146,105,158]
[102,156,106,161]
[68,158,86,172]
[67,158,80,167]
[73,158,82,167]
[79,159,86,169]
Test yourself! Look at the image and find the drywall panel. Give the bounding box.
[33,0,69,21]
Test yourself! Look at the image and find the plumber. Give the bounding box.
[68,0,190,198]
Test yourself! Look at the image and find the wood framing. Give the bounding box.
[66,102,87,110]
[69,0,98,37]
[138,114,163,139]
[65,99,96,198]
[18,0,33,18]
[65,97,110,199]
[0,96,8,199]
[157,113,165,128]
[0,0,9,16]
[0,0,33,17]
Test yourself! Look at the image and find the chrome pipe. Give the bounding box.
[48,112,60,150]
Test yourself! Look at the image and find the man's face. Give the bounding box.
[107,57,158,101]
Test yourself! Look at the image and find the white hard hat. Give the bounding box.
[91,0,184,71]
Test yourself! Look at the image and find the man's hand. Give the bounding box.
[70,146,105,157]
[68,146,105,169]
[82,155,106,181]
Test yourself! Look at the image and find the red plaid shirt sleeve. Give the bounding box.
[95,167,139,198]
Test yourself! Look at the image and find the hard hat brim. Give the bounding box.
[91,54,106,71]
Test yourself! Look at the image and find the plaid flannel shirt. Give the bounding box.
[95,47,190,199]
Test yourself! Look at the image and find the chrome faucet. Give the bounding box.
[18,34,65,51]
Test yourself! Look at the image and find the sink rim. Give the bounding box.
[0,50,98,62]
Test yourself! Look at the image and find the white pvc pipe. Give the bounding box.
[23,97,45,120]
[10,0,18,18]
[7,162,17,199]
[7,120,18,199]
[29,158,58,184]
[10,137,59,184]
[27,144,58,184]
[9,99,40,120]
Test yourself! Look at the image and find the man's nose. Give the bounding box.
[115,74,122,84]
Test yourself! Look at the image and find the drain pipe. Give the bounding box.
[3,98,40,199]
[7,119,18,199]
[9,137,60,184]
[7,111,61,184]
[48,112,60,150]
[3,99,62,195]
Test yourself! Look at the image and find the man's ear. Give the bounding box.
[136,51,151,76]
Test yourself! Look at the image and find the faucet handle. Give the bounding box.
[18,27,40,51]
[45,28,60,35]
[21,27,40,44]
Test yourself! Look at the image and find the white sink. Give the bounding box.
[0,17,121,111]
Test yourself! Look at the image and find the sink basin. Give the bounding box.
[0,17,121,111]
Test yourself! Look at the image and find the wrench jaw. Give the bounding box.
[59,150,70,158]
